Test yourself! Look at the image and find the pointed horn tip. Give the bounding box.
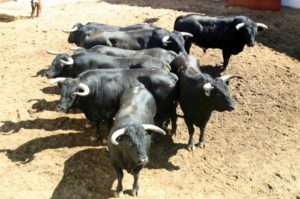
[257,23,268,29]
[46,50,64,55]
[142,124,166,135]
[49,77,66,84]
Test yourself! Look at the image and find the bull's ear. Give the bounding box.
[203,83,214,97]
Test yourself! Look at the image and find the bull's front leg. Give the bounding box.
[90,121,100,141]
[222,50,232,70]
[184,40,193,54]
[169,103,178,134]
[196,114,210,148]
[198,124,207,148]
[184,118,195,151]
[132,168,142,197]
[113,163,124,197]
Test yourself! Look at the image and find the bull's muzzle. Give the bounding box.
[56,105,69,113]
[247,42,255,47]
[44,71,54,78]
[137,157,149,166]
[228,102,236,111]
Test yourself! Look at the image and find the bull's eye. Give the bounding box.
[216,92,222,97]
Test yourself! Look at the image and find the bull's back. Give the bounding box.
[115,86,157,127]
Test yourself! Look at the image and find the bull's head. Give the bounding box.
[49,77,90,113]
[110,124,166,166]
[62,23,84,45]
[202,75,241,112]
[235,20,268,47]
[157,29,191,54]
[44,51,74,78]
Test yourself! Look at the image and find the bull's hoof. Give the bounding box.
[169,128,176,135]
[114,191,123,198]
[197,142,206,148]
[102,138,107,144]
[84,122,92,129]
[131,189,138,197]
[90,136,98,142]
[187,144,195,151]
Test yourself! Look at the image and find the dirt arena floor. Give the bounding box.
[0,0,299,198]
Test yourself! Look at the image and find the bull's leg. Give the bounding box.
[132,167,142,197]
[185,118,195,151]
[90,121,100,141]
[169,105,178,135]
[132,171,140,197]
[101,118,113,144]
[196,114,210,148]
[113,163,124,197]
[198,124,207,148]
[184,40,192,54]
[152,117,165,142]
[222,50,231,70]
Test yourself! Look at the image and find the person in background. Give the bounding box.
[31,0,42,18]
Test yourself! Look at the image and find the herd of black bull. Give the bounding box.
[43,14,267,197]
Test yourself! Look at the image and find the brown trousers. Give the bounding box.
[31,0,43,17]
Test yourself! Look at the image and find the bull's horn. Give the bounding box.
[219,75,242,82]
[180,32,193,38]
[62,26,78,33]
[142,124,166,135]
[236,23,245,30]
[162,36,171,44]
[60,57,74,65]
[74,83,90,96]
[46,50,64,55]
[69,46,83,51]
[203,82,214,97]
[111,128,126,145]
[49,77,66,85]
[256,23,268,30]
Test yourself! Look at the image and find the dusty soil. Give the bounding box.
[0,0,299,198]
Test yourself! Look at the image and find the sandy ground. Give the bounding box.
[0,0,299,198]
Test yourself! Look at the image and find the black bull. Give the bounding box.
[63,22,158,46]
[174,14,268,69]
[50,68,178,140]
[171,54,240,150]
[108,85,166,197]
[67,26,192,54]
[71,45,178,64]
[44,51,171,78]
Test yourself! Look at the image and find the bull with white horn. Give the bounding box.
[173,54,240,150]
[108,85,166,197]
[174,14,268,69]
[44,52,75,78]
